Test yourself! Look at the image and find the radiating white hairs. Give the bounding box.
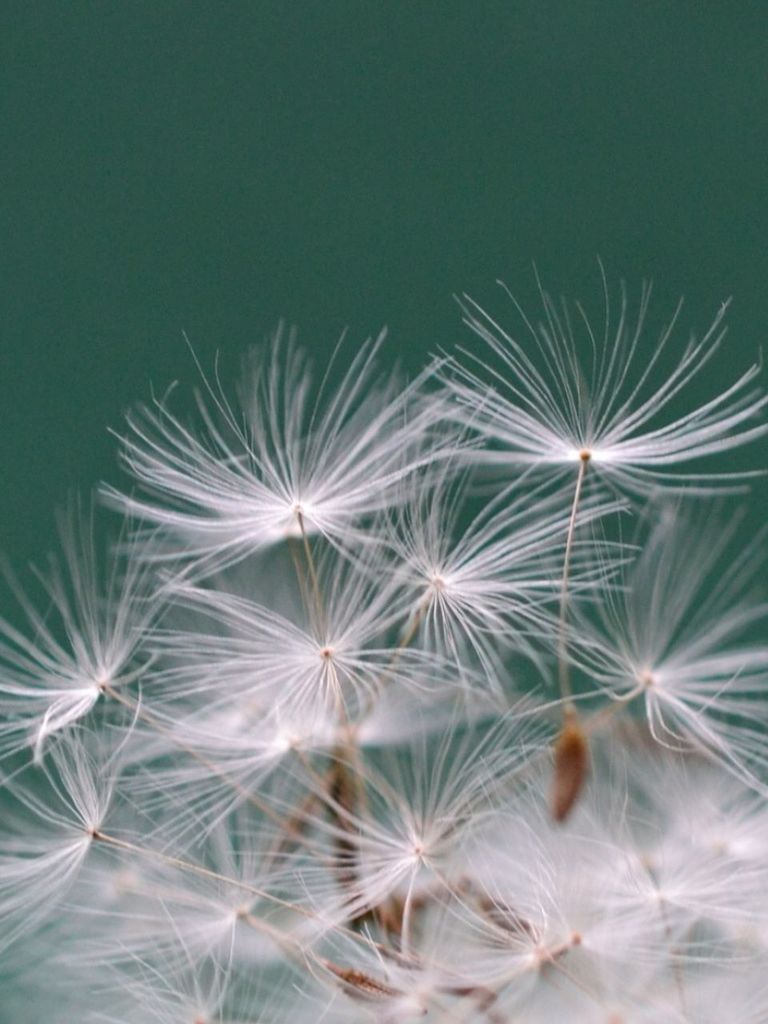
[1,276,767,1022]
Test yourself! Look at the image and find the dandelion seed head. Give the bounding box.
[4,276,767,1021]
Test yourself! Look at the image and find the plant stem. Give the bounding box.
[558,451,590,709]
[297,510,325,634]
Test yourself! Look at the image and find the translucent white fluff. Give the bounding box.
[440,274,767,496]
[104,331,459,578]
[0,502,158,763]
[571,506,768,790]
[2,283,767,1021]
[0,734,114,955]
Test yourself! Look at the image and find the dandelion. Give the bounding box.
[387,470,623,697]
[0,733,114,954]
[104,330,457,579]
[290,709,545,952]
[439,271,767,814]
[0,501,157,765]
[145,543,443,740]
[571,506,768,791]
[2,281,768,1020]
[441,272,767,496]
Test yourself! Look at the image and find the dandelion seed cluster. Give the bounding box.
[1,277,767,1023]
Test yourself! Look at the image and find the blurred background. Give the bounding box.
[2,1,767,564]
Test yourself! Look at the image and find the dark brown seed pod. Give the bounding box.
[550,713,589,822]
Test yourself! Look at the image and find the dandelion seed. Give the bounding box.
[0,733,114,954]
[571,506,768,791]
[0,500,158,764]
[387,469,623,696]
[104,330,458,579]
[441,271,767,497]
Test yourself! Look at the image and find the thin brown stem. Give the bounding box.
[549,452,592,822]
[558,451,590,709]
[297,510,325,634]
[287,534,312,617]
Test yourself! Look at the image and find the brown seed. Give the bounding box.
[325,962,400,1001]
[550,714,589,822]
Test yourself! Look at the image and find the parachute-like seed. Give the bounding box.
[439,272,767,497]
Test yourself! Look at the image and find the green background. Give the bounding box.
[2,2,767,565]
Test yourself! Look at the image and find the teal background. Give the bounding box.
[2,2,767,564]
